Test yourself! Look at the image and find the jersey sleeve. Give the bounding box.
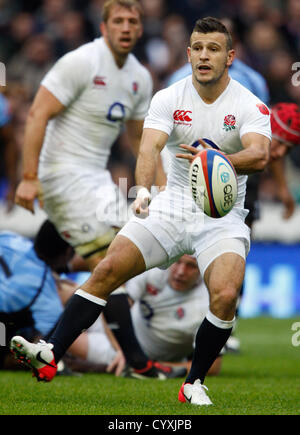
[125,272,148,301]
[41,48,89,107]
[130,69,153,120]
[143,88,174,136]
[239,97,272,141]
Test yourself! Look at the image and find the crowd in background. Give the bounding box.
[1,0,300,209]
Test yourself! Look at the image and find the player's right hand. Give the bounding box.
[15,179,44,214]
[176,139,212,164]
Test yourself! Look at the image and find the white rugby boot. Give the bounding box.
[10,336,57,382]
[178,379,213,405]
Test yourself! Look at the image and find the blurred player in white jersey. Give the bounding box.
[126,255,222,376]
[11,17,271,405]
[14,0,164,269]
[13,0,184,380]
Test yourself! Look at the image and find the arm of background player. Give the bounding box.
[269,158,295,219]
[126,120,167,188]
[133,128,169,217]
[101,315,126,377]
[161,356,222,376]
[14,86,65,213]
[227,132,270,174]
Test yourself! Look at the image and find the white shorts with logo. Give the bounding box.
[39,167,128,249]
[119,187,251,275]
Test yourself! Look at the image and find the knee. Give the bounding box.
[91,256,117,287]
[210,284,239,311]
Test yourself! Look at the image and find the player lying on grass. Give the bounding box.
[66,255,222,377]
[112,255,222,376]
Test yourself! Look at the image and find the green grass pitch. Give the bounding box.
[0,317,299,415]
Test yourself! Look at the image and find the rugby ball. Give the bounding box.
[189,149,237,218]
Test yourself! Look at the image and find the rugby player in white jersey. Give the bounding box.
[11,17,271,405]
[15,0,162,269]
[12,0,184,380]
[127,255,212,368]
[124,255,222,376]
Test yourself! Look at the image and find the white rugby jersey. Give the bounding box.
[39,37,152,173]
[145,76,271,208]
[126,268,209,362]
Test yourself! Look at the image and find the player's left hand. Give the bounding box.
[176,139,211,164]
[106,350,126,377]
[132,187,152,218]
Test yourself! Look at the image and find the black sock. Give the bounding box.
[186,316,233,384]
[103,293,149,370]
[49,292,105,363]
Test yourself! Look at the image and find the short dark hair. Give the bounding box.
[192,17,233,50]
[102,0,143,22]
[34,220,73,264]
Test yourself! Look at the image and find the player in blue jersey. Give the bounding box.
[0,220,73,368]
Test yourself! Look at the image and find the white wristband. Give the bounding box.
[137,187,152,202]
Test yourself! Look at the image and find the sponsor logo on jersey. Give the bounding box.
[93,76,106,88]
[256,103,270,115]
[173,110,192,125]
[107,102,125,122]
[223,114,236,131]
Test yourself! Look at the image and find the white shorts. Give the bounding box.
[39,168,128,250]
[119,187,250,276]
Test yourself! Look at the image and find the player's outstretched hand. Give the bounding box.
[132,187,152,219]
[15,179,44,214]
[176,139,211,164]
[106,350,126,377]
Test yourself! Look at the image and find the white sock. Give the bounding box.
[75,289,107,306]
[206,309,235,329]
